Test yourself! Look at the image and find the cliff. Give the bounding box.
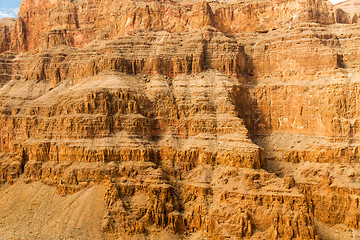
[334,0,360,23]
[1,0,335,52]
[0,0,360,239]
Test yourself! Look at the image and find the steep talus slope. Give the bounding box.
[0,0,360,239]
[0,181,108,240]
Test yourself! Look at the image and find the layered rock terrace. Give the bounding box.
[0,0,360,239]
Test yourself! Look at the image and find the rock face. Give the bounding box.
[6,0,335,52]
[334,0,360,23]
[1,0,360,239]
[0,18,15,54]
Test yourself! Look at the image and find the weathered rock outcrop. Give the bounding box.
[1,0,335,53]
[335,0,360,23]
[1,0,360,239]
[0,18,15,54]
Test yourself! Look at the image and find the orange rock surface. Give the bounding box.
[0,0,360,239]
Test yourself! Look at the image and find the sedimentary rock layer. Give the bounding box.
[0,0,360,239]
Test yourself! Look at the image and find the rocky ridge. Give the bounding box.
[0,0,360,239]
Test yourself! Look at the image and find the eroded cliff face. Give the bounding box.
[334,0,360,23]
[0,0,360,239]
[1,0,335,52]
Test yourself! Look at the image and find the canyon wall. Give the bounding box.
[0,0,360,239]
[334,0,360,23]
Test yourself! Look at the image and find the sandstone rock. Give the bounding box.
[284,175,296,189]
[335,0,360,23]
[0,0,360,239]
[0,0,336,53]
[0,18,15,53]
[335,8,352,23]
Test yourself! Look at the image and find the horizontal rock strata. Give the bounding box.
[0,0,360,239]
